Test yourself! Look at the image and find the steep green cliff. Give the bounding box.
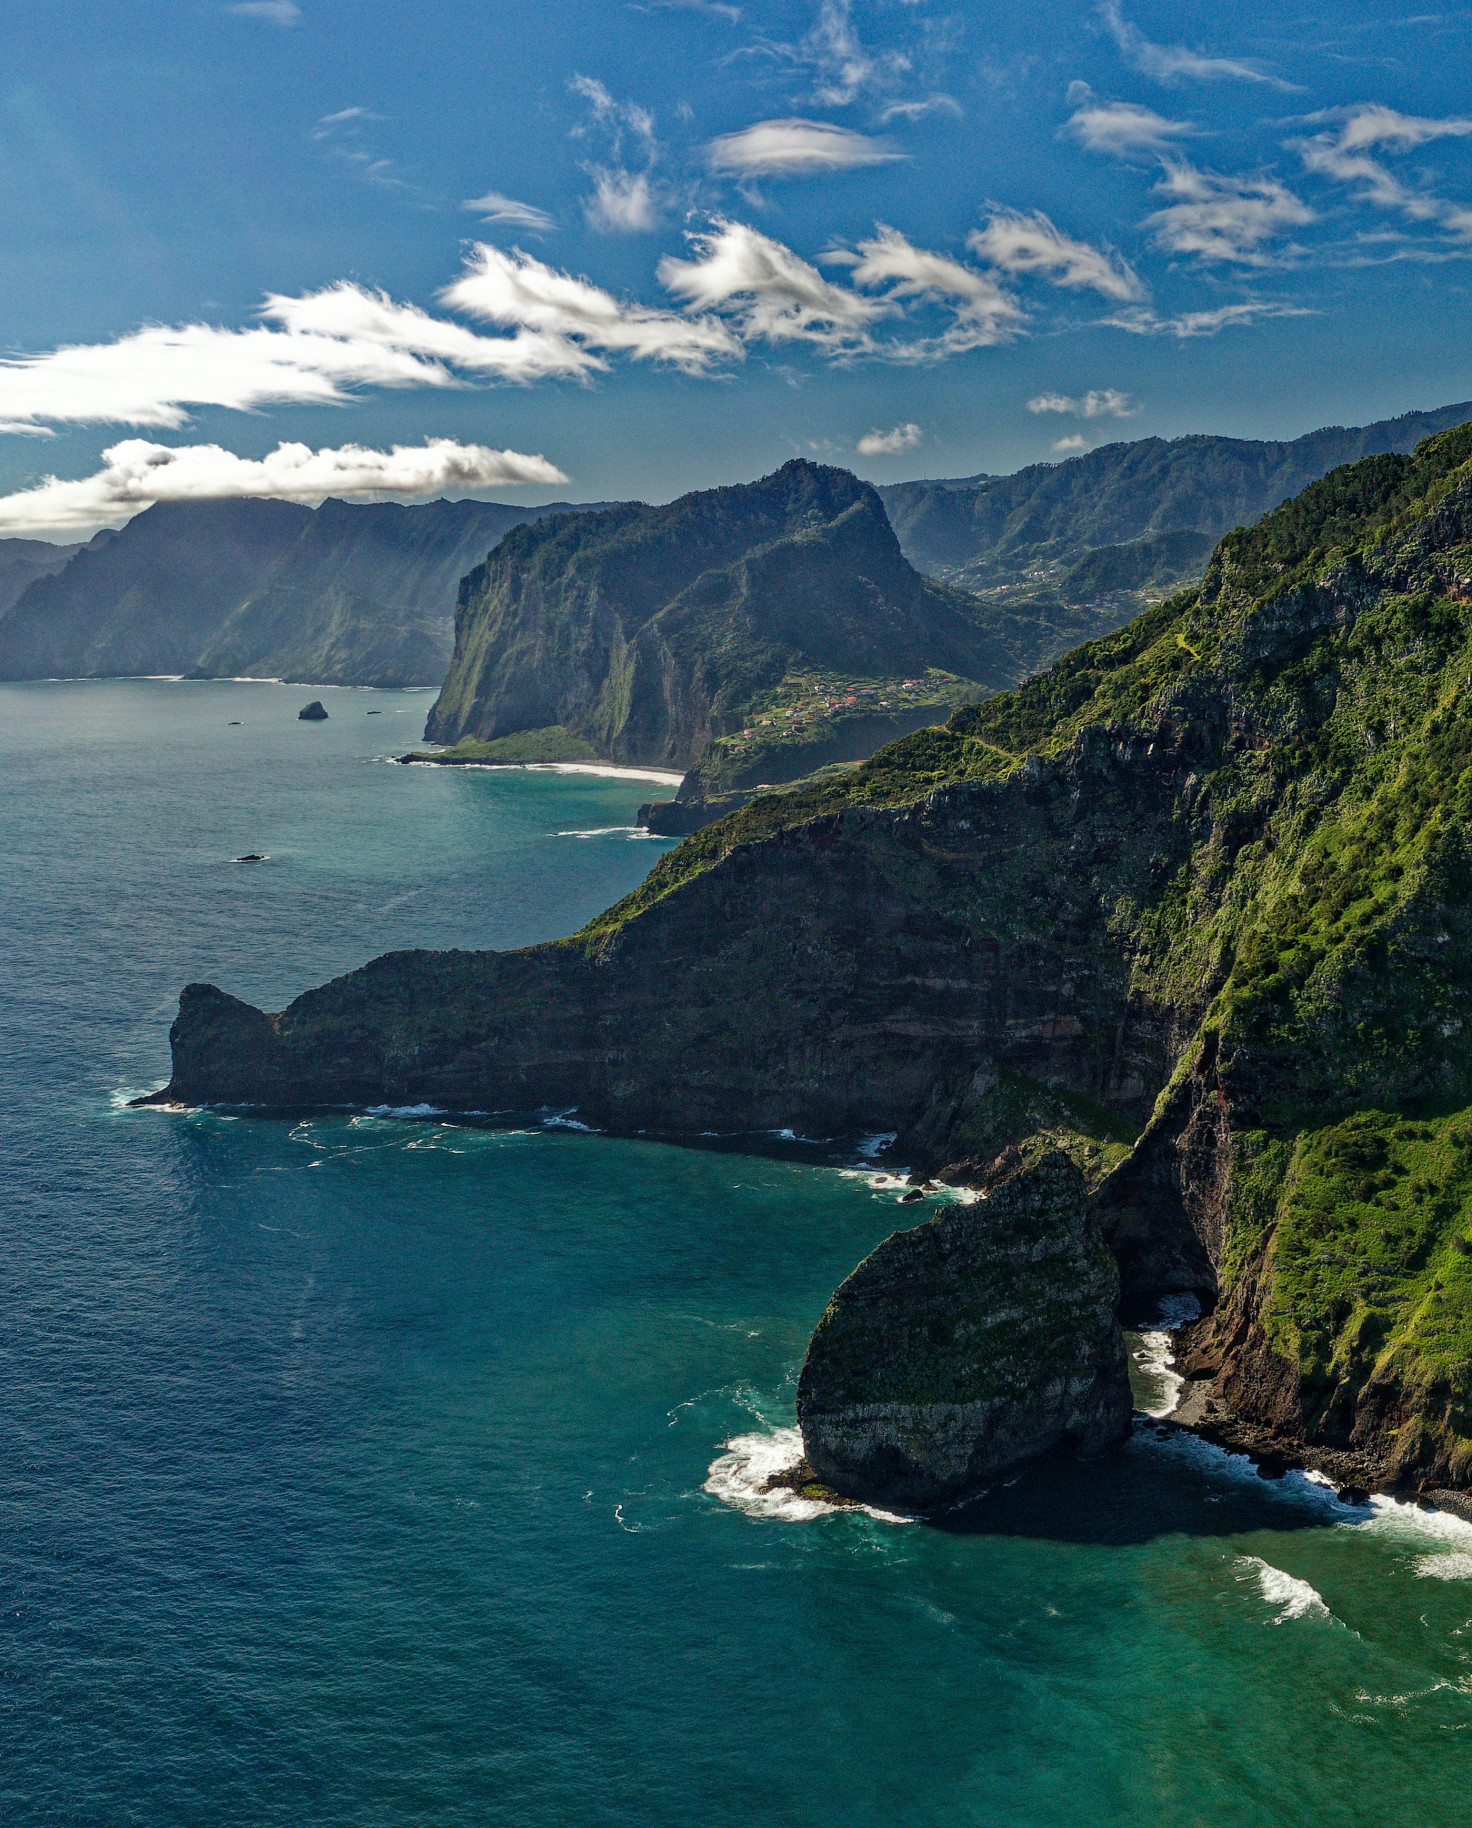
[151,425,1472,1494]
[423,461,1022,776]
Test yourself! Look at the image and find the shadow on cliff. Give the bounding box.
[930,1422,1374,1545]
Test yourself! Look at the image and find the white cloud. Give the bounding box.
[857,422,922,456]
[463,191,555,231]
[967,209,1144,301]
[838,225,1025,353]
[227,1,300,22]
[569,77,662,234]
[444,243,742,371]
[659,220,890,350]
[1066,101,1197,158]
[1294,106,1472,241]
[0,438,568,537]
[803,0,908,107]
[312,107,382,139]
[1028,389,1136,417]
[1051,434,1088,452]
[583,168,659,232]
[1105,300,1311,337]
[1144,162,1313,265]
[877,96,962,124]
[707,117,901,175]
[641,0,741,18]
[1099,1,1297,89]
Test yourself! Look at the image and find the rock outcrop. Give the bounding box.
[796,1151,1131,1511]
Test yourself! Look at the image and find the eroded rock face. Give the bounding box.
[796,1151,1132,1512]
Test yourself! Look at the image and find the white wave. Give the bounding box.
[1128,1329,1183,1419]
[1236,1555,1331,1623]
[543,1112,598,1132]
[363,1102,446,1118]
[552,826,643,838]
[856,1131,897,1159]
[703,1428,912,1525]
[1414,1551,1472,1579]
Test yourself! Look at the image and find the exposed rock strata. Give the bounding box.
[796,1151,1131,1511]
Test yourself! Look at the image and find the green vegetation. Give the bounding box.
[408,726,600,765]
[1253,1109,1472,1483]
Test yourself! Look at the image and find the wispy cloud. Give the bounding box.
[967,209,1144,301]
[1293,104,1472,240]
[1105,300,1312,336]
[226,1,300,24]
[1099,1,1298,89]
[857,421,922,456]
[584,169,659,232]
[0,438,567,536]
[1027,388,1136,417]
[876,96,962,124]
[1051,434,1088,452]
[803,0,909,106]
[1144,162,1314,265]
[1066,100,1198,158]
[637,0,741,18]
[570,75,663,233]
[707,117,901,175]
[443,244,741,371]
[837,225,1026,355]
[659,220,891,350]
[462,192,555,231]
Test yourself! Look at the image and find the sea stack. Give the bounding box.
[298,700,329,721]
[796,1151,1132,1513]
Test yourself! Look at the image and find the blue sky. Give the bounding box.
[4,0,1472,533]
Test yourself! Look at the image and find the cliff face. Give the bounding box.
[424,461,1015,770]
[0,496,607,687]
[154,425,1472,1494]
[796,1151,1130,1511]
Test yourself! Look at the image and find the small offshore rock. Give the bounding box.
[227,720,242,726]
[796,1149,1131,1513]
[298,700,329,721]
[899,1188,926,1203]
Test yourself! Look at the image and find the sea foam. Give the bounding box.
[704,1428,912,1526]
[1236,1555,1332,1622]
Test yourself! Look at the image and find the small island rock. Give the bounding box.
[796,1149,1131,1512]
[298,700,329,721]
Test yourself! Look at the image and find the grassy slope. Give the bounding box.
[584,425,1472,1476]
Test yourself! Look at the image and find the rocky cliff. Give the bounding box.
[0,495,607,687]
[149,424,1472,1499]
[796,1150,1130,1511]
[423,461,1019,777]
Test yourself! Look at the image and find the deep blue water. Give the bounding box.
[3,679,1470,1827]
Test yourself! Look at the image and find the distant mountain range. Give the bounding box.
[0,536,83,618]
[423,460,1022,792]
[879,399,1472,592]
[0,497,609,687]
[3,399,1470,725]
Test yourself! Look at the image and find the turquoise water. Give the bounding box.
[2,679,1469,1827]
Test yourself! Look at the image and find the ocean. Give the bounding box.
[2,678,1468,1826]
